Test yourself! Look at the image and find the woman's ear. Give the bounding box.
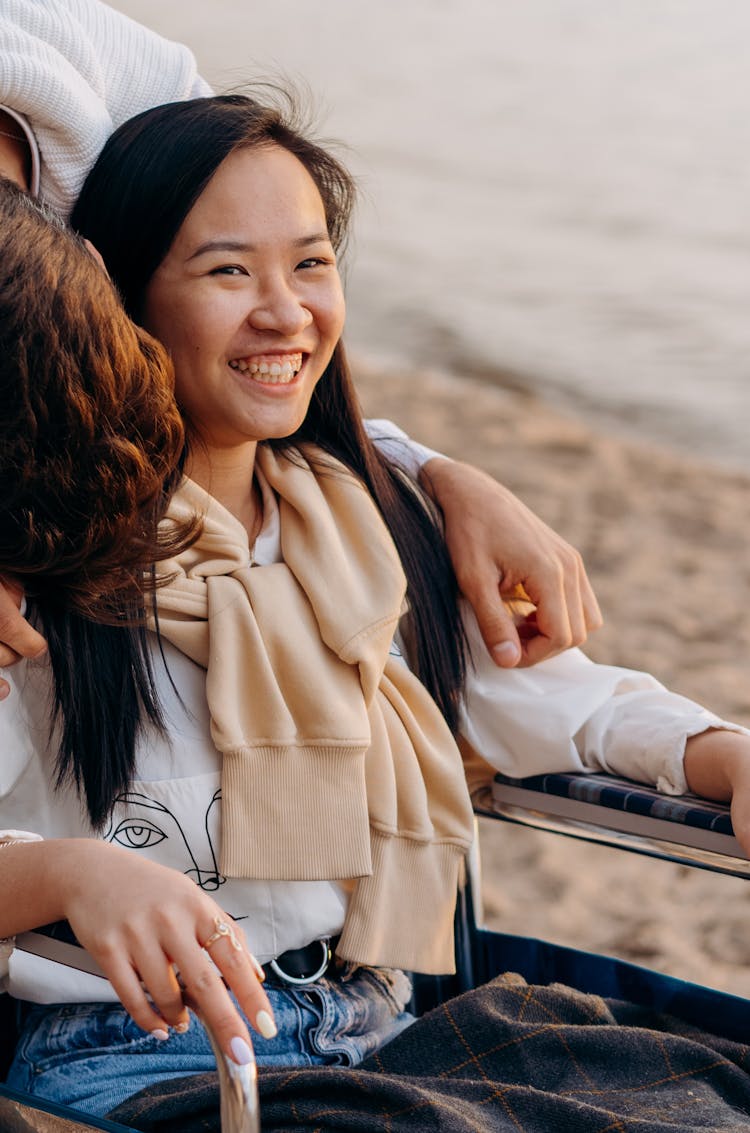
[0,110,32,192]
[83,239,109,277]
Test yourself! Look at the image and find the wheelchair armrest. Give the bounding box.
[474,771,750,878]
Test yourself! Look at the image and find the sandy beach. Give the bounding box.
[355,358,750,998]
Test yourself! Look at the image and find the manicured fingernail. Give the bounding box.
[230,1035,254,1065]
[151,1028,169,1042]
[255,1009,277,1040]
[173,1019,190,1034]
[248,952,266,983]
[491,641,521,666]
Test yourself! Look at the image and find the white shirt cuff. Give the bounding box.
[364,418,447,481]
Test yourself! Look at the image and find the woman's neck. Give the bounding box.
[187,441,262,543]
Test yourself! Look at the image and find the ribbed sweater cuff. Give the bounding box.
[337,833,468,975]
[219,745,372,879]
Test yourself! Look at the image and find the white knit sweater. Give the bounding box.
[0,0,211,215]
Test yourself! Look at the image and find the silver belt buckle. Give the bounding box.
[269,937,331,986]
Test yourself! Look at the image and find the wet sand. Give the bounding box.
[355,358,750,997]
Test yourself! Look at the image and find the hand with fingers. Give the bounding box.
[419,458,602,667]
[0,576,47,698]
[61,839,276,1066]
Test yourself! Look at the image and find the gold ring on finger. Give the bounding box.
[201,915,243,953]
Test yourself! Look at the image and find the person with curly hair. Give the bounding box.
[0,184,188,615]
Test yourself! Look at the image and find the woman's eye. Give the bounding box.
[297,257,331,270]
[109,818,166,850]
[210,265,246,276]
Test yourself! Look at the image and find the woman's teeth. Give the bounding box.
[229,355,302,383]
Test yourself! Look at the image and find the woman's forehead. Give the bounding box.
[177,144,328,247]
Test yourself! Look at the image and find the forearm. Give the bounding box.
[683,729,750,854]
[417,457,602,666]
[683,730,750,802]
[418,455,499,505]
[0,838,82,938]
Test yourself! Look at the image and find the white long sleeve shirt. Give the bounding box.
[457,604,736,796]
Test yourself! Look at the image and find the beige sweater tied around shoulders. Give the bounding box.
[155,445,475,974]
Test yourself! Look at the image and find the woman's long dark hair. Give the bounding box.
[72,94,466,751]
[0,179,195,828]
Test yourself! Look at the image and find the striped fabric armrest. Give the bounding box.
[477,771,749,878]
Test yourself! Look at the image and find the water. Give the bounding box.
[117,0,750,469]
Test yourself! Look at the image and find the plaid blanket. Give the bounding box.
[110,972,750,1132]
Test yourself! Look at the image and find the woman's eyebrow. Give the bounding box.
[188,233,331,261]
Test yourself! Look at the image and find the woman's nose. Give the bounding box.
[248,278,313,336]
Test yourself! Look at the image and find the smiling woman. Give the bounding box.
[143,145,346,506]
[1,94,475,1114]
[73,98,356,550]
[70,91,473,870]
[71,95,470,734]
[4,92,750,1127]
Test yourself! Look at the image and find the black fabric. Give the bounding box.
[0,994,18,1082]
[109,972,750,1132]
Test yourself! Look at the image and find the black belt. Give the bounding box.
[263,936,339,986]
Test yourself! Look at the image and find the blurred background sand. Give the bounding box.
[355,359,750,997]
[113,1,750,995]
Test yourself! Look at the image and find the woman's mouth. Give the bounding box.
[228,352,303,385]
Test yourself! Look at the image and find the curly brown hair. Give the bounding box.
[0,178,190,620]
[0,179,200,826]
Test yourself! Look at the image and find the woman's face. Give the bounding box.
[142,143,346,453]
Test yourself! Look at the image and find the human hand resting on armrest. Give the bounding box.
[684,730,750,857]
[419,457,602,668]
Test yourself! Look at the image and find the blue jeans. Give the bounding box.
[7,966,414,1118]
